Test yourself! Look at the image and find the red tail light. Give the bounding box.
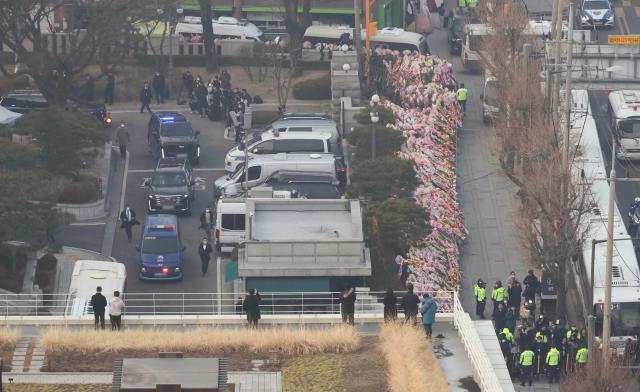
[161,267,169,273]
[215,228,220,239]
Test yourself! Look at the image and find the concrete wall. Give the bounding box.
[330,51,361,120]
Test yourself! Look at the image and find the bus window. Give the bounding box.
[618,119,640,139]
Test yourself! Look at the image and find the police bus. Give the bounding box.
[65,260,127,317]
[572,90,640,351]
[608,90,640,160]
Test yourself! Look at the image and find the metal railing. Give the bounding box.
[0,291,454,318]
[452,292,504,392]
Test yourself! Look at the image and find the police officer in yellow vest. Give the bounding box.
[576,346,588,368]
[491,280,505,318]
[519,347,535,387]
[457,0,467,8]
[474,279,486,319]
[467,0,478,8]
[501,327,514,345]
[546,346,561,383]
[456,83,468,114]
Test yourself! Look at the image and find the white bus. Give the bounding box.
[303,25,430,55]
[461,20,551,71]
[65,260,127,317]
[573,90,640,349]
[608,90,640,160]
[175,16,264,41]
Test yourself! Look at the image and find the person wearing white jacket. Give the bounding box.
[109,291,125,331]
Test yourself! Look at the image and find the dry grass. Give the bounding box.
[0,328,21,349]
[379,323,450,392]
[282,354,344,392]
[3,385,109,392]
[42,326,360,355]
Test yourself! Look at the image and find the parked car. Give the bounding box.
[580,0,614,28]
[137,214,185,281]
[148,111,201,163]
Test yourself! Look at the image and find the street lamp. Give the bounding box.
[370,94,380,160]
[157,7,184,101]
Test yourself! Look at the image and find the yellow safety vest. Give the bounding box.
[520,350,534,366]
[546,348,560,366]
[467,0,478,8]
[567,329,582,341]
[474,284,486,301]
[458,0,466,7]
[491,286,505,302]
[456,87,468,102]
[535,332,548,344]
[576,348,588,364]
[501,328,514,344]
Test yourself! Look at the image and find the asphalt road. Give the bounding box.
[109,107,235,294]
[591,0,640,44]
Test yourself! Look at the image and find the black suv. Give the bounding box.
[148,112,201,164]
[145,158,196,214]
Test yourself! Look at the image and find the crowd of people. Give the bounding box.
[473,269,640,385]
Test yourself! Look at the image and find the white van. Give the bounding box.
[215,189,292,253]
[481,70,499,123]
[175,16,263,41]
[264,118,342,144]
[66,260,127,317]
[214,153,337,198]
[303,25,429,54]
[225,132,333,172]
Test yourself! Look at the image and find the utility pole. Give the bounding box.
[562,2,573,167]
[354,0,363,71]
[552,0,563,111]
[602,134,616,368]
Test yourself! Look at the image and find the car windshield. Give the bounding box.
[142,236,180,254]
[584,1,610,9]
[152,172,187,186]
[618,119,640,138]
[160,122,193,137]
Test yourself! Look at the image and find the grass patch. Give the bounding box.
[379,323,449,392]
[42,326,360,355]
[3,385,110,392]
[282,354,344,392]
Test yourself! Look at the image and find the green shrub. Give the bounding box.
[353,106,396,125]
[58,176,99,204]
[345,124,405,160]
[347,156,417,201]
[0,138,41,170]
[367,198,430,256]
[292,73,331,100]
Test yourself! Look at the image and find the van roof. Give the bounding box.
[216,198,246,212]
[271,118,338,127]
[248,152,335,164]
[260,131,332,141]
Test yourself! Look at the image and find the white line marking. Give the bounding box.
[70,222,107,226]
[119,149,130,214]
[127,168,226,173]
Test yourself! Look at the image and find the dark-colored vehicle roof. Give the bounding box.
[154,112,188,123]
[0,91,48,113]
[157,157,189,170]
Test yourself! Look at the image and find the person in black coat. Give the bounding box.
[195,82,208,118]
[382,288,397,322]
[119,205,139,242]
[152,70,165,104]
[182,70,195,98]
[139,82,153,113]
[340,287,356,325]
[242,288,261,328]
[198,237,213,276]
[90,286,108,330]
[402,283,420,325]
[104,71,115,105]
[523,270,540,296]
[493,302,507,332]
[508,280,522,311]
[83,74,94,101]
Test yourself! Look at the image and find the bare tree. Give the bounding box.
[0,0,142,104]
[199,0,218,73]
[283,0,312,65]
[269,42,300,113]
[478,0,592,325]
